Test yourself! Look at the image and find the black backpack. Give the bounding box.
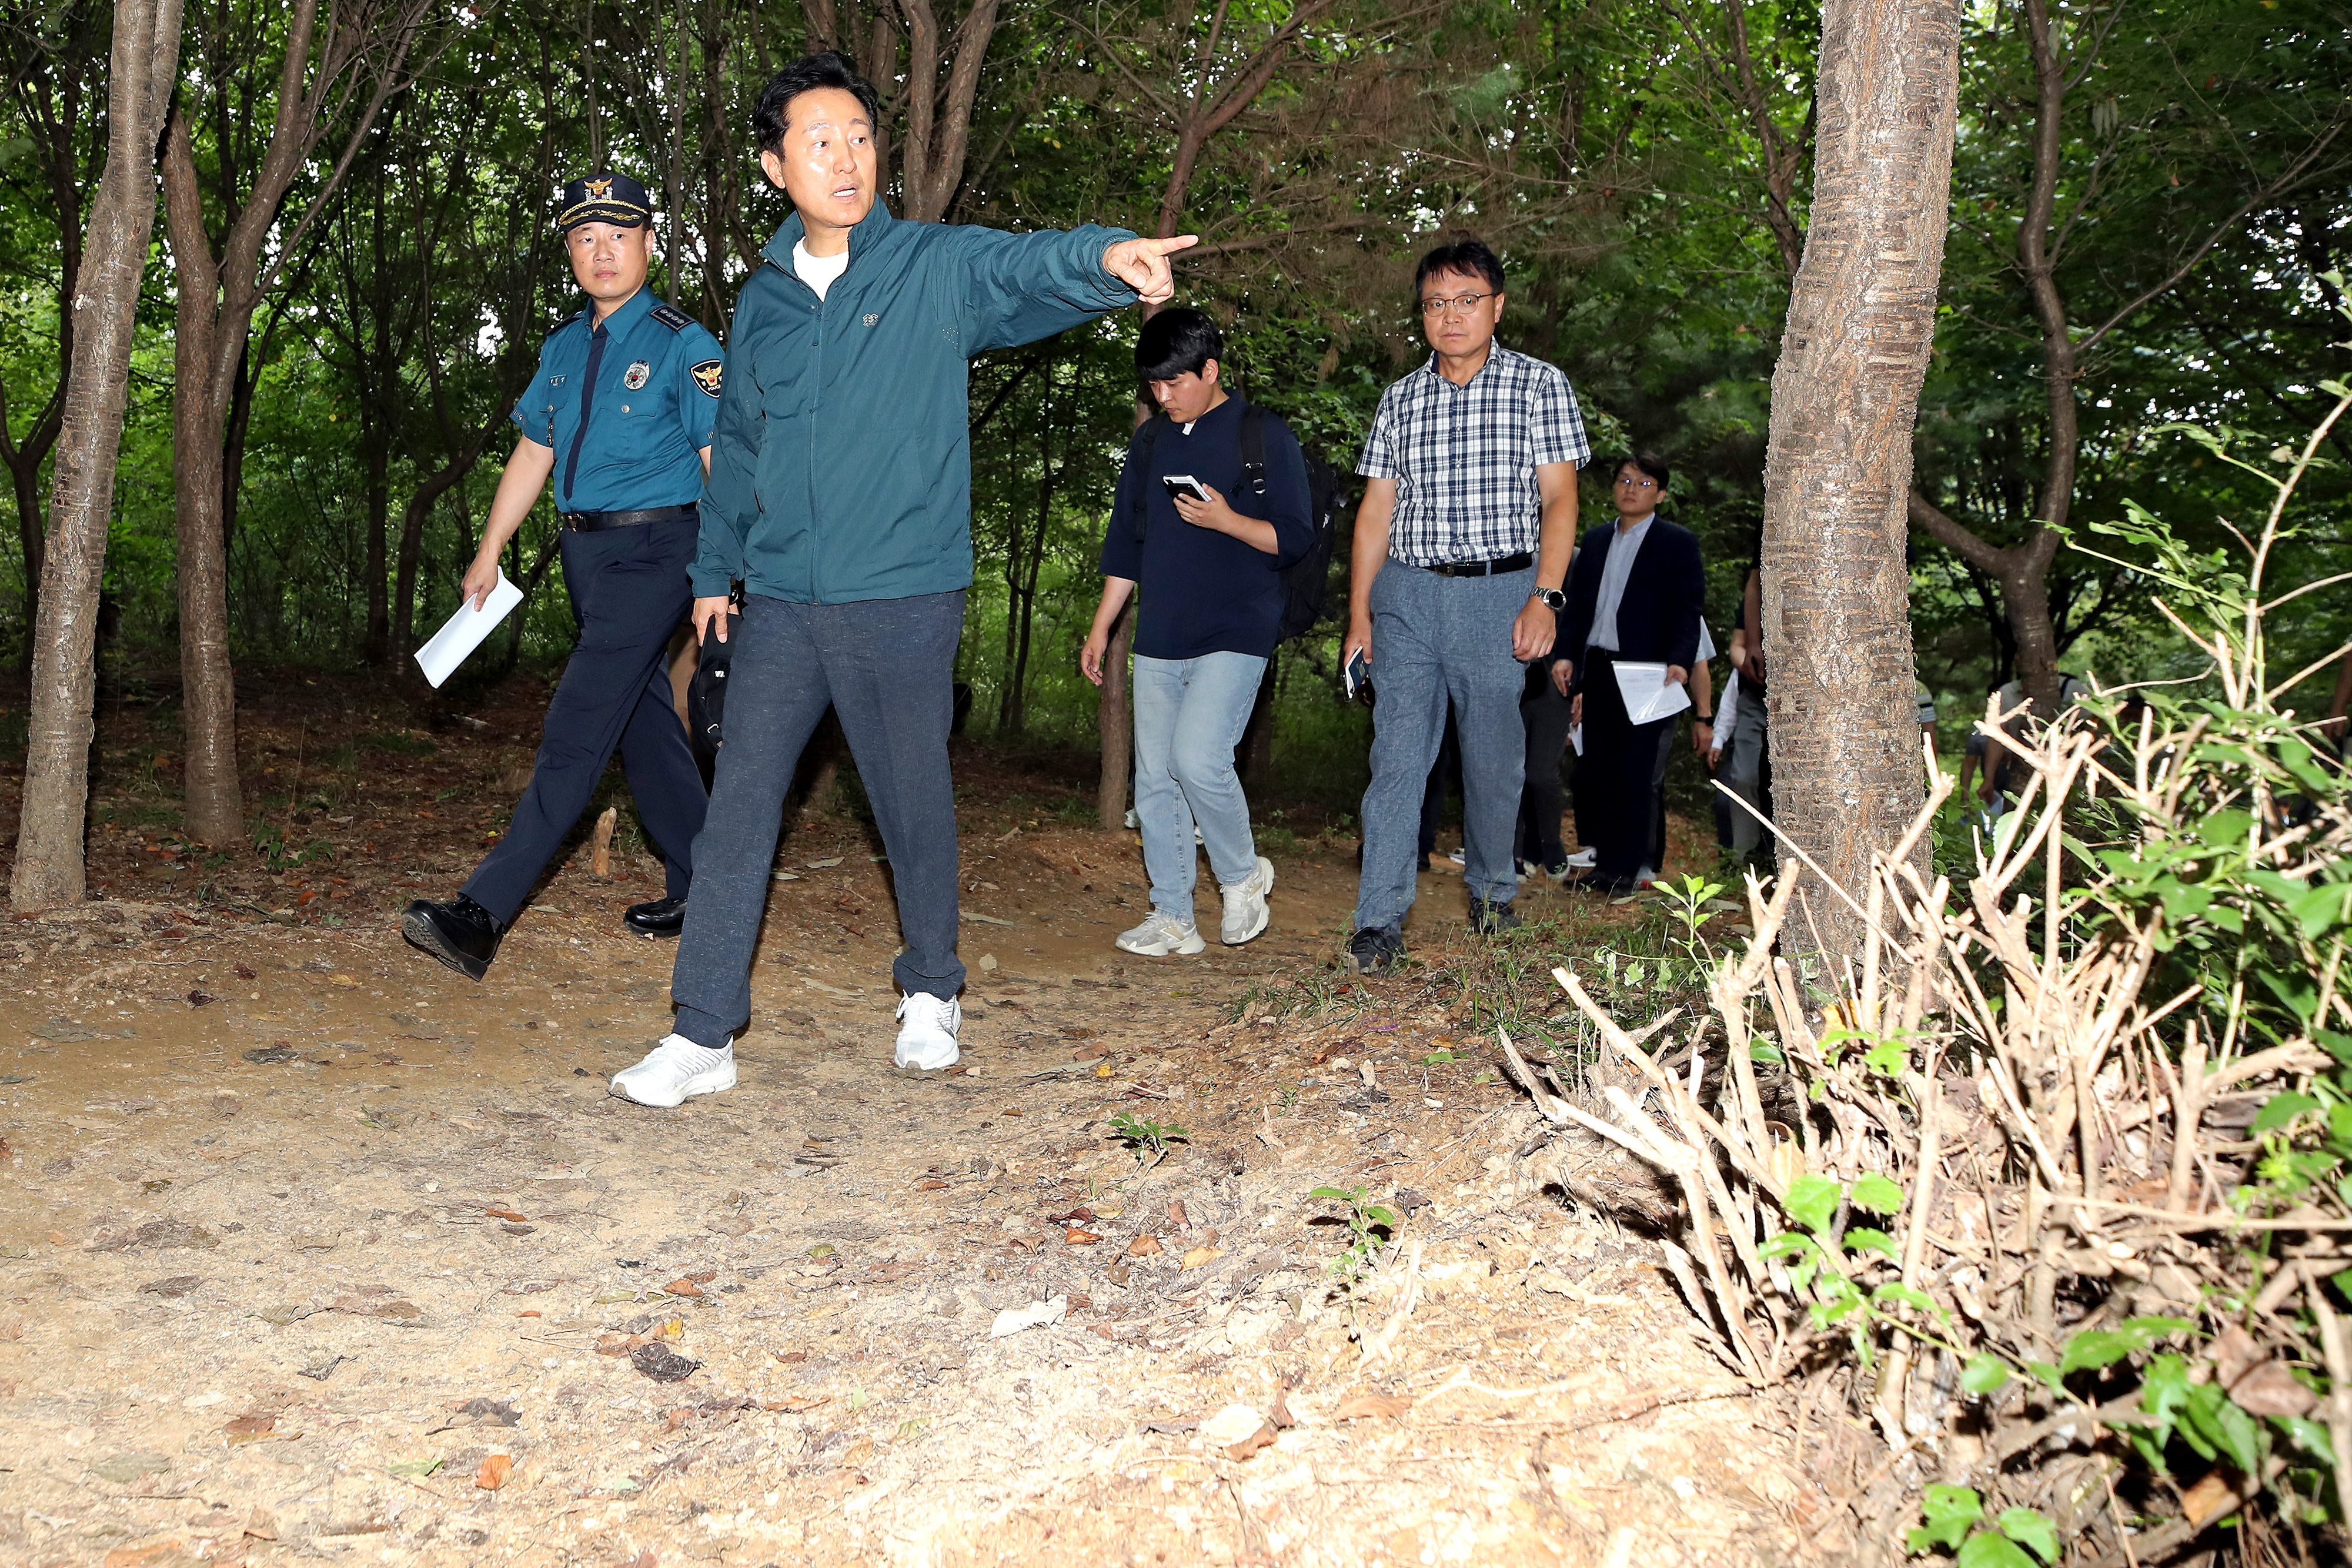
[1130,402,1345,644]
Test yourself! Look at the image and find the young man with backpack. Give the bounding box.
[1081,309,1317,956]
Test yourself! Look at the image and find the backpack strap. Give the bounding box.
[1130,414,1167,541]
[1238,403,1269,500]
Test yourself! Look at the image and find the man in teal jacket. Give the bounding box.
[609,49,1192,1107]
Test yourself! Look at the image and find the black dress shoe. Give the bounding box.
[401,894,503,980]
[623,893,687,938]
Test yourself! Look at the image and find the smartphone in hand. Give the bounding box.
[1161,474,1213,505]
[1345,647,1372,703]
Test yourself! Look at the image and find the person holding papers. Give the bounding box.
[400,172,720,981]
[1551,453,1703,895]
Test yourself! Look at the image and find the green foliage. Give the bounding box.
[1309,1183,1398,1313]
[1106,1110,1188,1158]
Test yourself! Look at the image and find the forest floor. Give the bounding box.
[0,670,1851,1567]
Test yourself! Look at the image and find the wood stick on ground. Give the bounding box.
[589,805,617,878]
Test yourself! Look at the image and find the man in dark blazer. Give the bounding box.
[1552,453,1703,892]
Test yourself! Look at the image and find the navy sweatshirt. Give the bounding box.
[1098,393,1315,661]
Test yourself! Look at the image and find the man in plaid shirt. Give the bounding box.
[1343,239,1589,975]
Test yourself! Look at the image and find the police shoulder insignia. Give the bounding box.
[690,360,723,398]
[649,303,694,332]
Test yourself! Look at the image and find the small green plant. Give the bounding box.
[1311,1184,1398,1315]
[1274,1087,1301,1113]
[1107,1110,1188,1172]
[1906,1485,2057,1567]
[1421,1047,1459,1066]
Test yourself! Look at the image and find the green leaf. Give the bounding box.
[2275,1415,2338,1465]
[2059,1316,2193,1376]
[1849,1172,1905,1215]
[1870,1281,1941,1317]
[2253,1092,2324,1135]
[2024,1359,2066,1395]
[1842,1227,1896,1256]
[1996,1507,2060,1564]
[2183,1381,2265,1475]
[1957,1533,2041,1568]
[1906,1484,1983,1553]
[1748,1039,1785,1064]
[1962,1354,2012,1395]
[387,1458,443,1476]
[1784,1173,1841,1233]
[1758,1232,1818,1262]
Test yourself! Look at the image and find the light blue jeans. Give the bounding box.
[1133,651,1268,925]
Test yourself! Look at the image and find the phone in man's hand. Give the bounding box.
[1345,647,1372,703]
[1161,474,1214,505]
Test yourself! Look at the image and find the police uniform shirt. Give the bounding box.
[513,286,724,513]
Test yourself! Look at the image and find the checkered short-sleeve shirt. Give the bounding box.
[1357,344,1589,567]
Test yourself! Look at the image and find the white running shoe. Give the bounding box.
[1115,910,1207,957]
[1220,856,1275,945]
[894,992,962,1071]
[610,1034,736,1108]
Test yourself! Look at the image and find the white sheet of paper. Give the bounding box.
[1614,661,1692,726]
[1569,724,1583,756]
[413,571,524,688]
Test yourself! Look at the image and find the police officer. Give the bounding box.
[402,173,722,981]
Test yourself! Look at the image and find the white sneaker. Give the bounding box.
[1115,910,1206,957]
[894,992,962,1071]
[610,1034,736,1107]
[1220,856,1274,945]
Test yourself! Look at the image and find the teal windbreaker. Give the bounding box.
[693,201,1139,604]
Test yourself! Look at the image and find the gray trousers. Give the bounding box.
[1354,560,1531,932]
[1720,697,1770,856]
[670,591,965,1048]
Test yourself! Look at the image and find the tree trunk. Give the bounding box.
[1095,604,1134,830]
[161,111,249,847]
[10,0,187,911]
[153,0,436,842]
[1759,0,1957,962]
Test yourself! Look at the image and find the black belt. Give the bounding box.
[561,504,698,532]
[1420,551,1533,578]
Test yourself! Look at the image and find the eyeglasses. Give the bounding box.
[1419,290,1498,317]
[1615,476,1659,490]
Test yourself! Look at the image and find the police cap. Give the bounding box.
[557,172,653,233]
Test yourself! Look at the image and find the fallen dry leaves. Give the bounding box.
[1334,1393,1410,1422]
[475,1454,512,1490]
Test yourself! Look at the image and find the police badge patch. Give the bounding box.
[690,359,723,397]
[623,360,651,390]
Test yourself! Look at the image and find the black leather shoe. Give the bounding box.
[401,894,503,980]
[623,893,687,938]
[1471,897,1522,935]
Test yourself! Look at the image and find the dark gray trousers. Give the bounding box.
[670,590,965,1048]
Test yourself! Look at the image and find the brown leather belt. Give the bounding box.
[1421,552,1534,578]
[561,504,699,532]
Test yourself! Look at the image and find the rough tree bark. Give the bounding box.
[158,0,438,845]
[9,0,188,912]
[0,4,103,678]
[1759,0,1958,962]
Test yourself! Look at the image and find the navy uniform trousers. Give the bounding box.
[462,514,709,924]
[1574,647,1676,881]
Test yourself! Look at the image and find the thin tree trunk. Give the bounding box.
[1758,0,1957,962]
[11,0,187,911]
[1096,606,1134,829]
[155,0,437,843]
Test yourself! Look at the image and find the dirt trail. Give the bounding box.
[0,798,1825,1566]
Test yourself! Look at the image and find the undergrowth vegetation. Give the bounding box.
[1493,391,2352,1565]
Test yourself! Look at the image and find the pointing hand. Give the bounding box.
[1103,235,1199,305]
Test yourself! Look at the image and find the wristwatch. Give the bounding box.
[1530,586,1567,613]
